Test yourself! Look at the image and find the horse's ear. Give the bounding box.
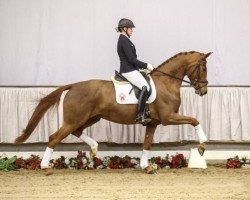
[205,52,213,58]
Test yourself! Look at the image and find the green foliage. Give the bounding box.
[0,156,17,172]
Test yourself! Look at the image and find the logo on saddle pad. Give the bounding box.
[119,93,126,102]
[111,76,157,104]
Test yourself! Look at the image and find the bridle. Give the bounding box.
[152,54,208,91]
[187,54,208,90]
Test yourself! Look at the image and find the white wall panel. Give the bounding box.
[0,0,250,85]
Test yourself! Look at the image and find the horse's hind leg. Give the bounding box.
[71,117,100,160]
[41,123,76,175]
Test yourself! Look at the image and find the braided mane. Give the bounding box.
[157,51,198,68]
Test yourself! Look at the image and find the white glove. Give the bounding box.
[147,63,154,71]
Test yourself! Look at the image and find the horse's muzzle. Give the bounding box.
[195,88,207,96]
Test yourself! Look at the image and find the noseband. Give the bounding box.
[153,53,208,90]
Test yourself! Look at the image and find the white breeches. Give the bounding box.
[122,70,150,91]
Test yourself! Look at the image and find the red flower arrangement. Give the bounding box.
[226,159,241,169]
[149,153,187,169]
[1,151,189,171]
[15,155,41,170]
[170,153,188,168]
[149,156,170,169]
[226,156,250,169]
[3,151,250,172]
[226,156,245,169]
[50,156,68,169]
[121,156,137,168]
[68,150,91,169]
[93,157,103,167]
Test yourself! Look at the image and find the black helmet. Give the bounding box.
[116,18,135,32]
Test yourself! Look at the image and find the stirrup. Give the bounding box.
[136,116,151,125]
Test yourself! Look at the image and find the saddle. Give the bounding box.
[114,70,152,99]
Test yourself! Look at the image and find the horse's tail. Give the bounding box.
[14,84,72,144]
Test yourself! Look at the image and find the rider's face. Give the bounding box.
[126,28,133,37]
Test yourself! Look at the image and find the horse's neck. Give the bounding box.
[165,59,186,80]
[155,56,187,89]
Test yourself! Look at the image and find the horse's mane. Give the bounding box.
[157,51,198,69]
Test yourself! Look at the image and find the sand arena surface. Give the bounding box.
[0,165,250,200]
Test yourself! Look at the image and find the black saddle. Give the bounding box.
[114,70,152,99]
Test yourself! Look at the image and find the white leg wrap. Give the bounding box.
[195,124,207,143]
[80,134,98,148]
[140,149,149,169]
[41,147,53,169]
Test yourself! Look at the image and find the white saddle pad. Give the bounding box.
[111,75,157,104]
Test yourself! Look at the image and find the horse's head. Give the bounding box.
[186,52,212,96]
[152,51,212,96]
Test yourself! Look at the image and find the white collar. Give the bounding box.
[120,33,129,38]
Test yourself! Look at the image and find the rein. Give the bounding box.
[153,69,192,84]
[151,54,208,90]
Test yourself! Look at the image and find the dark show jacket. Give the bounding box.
[117,34,147,73]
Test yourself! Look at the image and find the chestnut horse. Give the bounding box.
[15,51,212,174]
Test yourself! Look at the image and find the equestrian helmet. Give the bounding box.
[118,18,135,29]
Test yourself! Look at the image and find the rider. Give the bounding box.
[116,18,154,124]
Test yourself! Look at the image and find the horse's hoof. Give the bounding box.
[198,143,206,156]
[90,145,98,161]
[144,166,157,174]
[42,168,53,176]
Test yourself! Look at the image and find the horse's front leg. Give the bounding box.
[141,124,157,174]
[164,113,207,155]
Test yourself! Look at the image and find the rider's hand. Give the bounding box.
[147,63,155,71]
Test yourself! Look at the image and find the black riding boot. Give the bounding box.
[136,86,151,125]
